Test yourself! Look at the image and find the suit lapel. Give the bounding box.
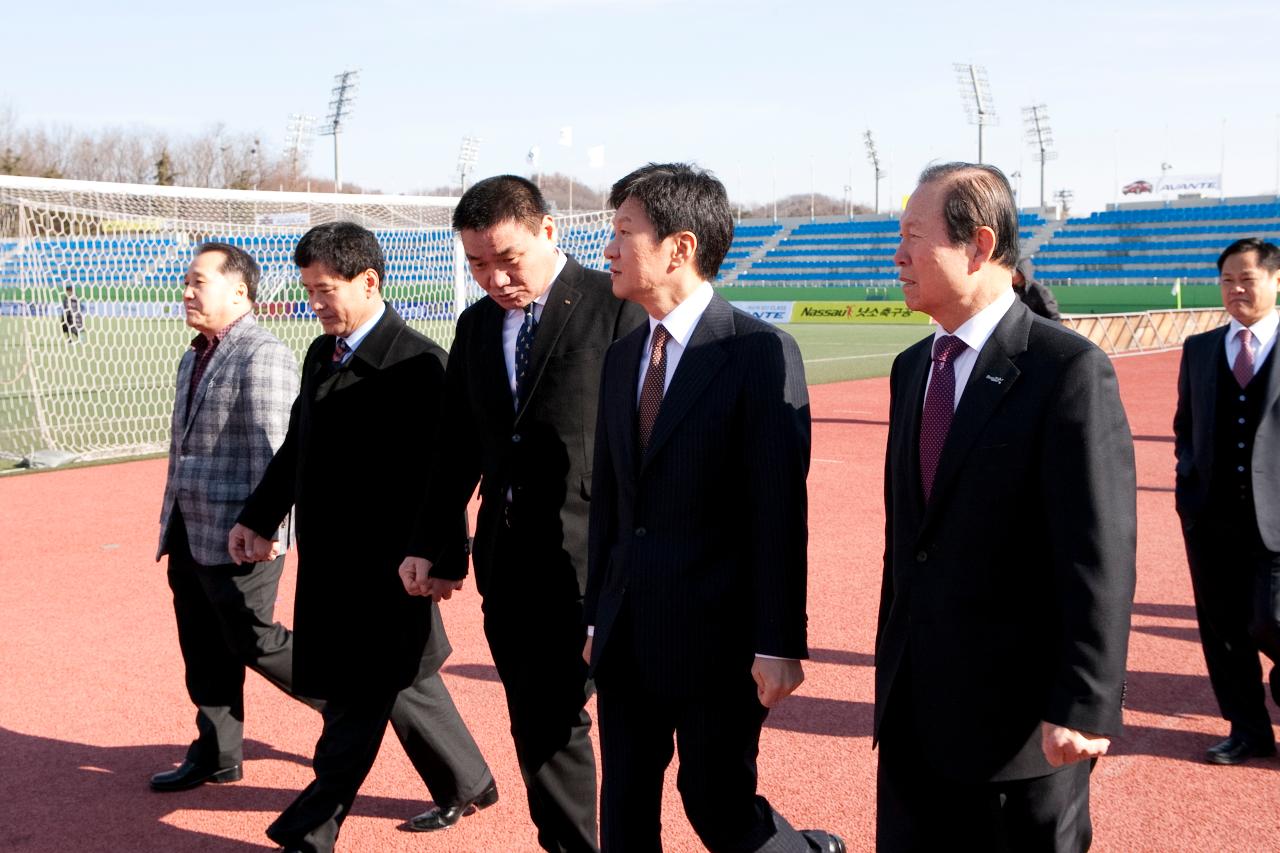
[612,323,646,474]
[921,300,1028,530]
[313,305,403,401]
[515,260,582,424]
[1198,326,1225,453]
[641,294,732,468]
[900,341,932,519]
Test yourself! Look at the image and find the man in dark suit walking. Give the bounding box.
[399,175,644,851]
[876,163,1136,852]
[1175,237,1280,765]
[583,162,843,853]
[229,222,495,853]
[151,242,310,793]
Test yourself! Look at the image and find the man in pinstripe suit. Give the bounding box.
[150,241,311,792]
[584,163,842,853]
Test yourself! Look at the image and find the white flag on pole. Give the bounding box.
[587,145,605,170]
[558,126,573,147]
[527,145,541,167]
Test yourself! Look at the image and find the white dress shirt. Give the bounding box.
[502,250,567,402]
[924,288,1017,410]
[1224,309,1279,377]
[635,280,715,402]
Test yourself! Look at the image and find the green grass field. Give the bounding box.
[0,315,927,470]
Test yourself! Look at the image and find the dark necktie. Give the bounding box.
[638,324,670,452]
[1233,328,1255,389]
[514,303,538,404]
[919,334,968,503]
[332,337,350,364]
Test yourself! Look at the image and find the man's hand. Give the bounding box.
[582,635,593,665]
[424,576,465,603]
[1040,721,1110,767]
[751,657,805,708]
[398,556,434,597]
[228,523,275,565]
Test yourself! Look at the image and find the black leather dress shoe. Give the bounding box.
[149,759,243,792]
[1206,734,1277,765]
[405,781,499,831]
[800,830,846,852]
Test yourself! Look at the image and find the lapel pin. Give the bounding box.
[984,374,1004,384]
[564,298,572,304]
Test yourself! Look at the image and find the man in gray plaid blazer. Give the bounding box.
[150,241,311,793]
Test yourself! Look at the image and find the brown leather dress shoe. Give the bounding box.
[1206,734,1277,765]
[405,781,499,831]
[149,759,243,792]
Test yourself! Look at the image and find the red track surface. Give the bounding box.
[2,349,1277,852]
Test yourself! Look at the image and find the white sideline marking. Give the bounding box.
[804,351,898,364]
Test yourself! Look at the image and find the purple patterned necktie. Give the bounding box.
[332,337,350,364]
[919,334,969,503]
[637,324,670,452]
[1233,328,1255,389]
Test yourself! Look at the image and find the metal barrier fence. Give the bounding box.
[1062,307,1227,356]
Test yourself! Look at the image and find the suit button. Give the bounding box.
[512,433,522,443]
[635,527,647,537]
[916,550,928,563]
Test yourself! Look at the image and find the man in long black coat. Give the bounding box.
[231,222,494,853]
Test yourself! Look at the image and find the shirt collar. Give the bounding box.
[191,311,251,351]
[340,301,386,354]
[649,281,714,347]
[933,288,1016,354]
[1228,309,1279,347]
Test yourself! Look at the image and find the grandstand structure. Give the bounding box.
[0,175,613,465]
[718,195,1280,287]
[718,214,1050,286]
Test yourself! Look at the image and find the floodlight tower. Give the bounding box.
[1054,188,1074,217]
[284,113,317,184]
[456,135,482,193]
[864,129,886,214]
[320,69,360,192]
[1022,104,1057,209]
[954,63,996,164]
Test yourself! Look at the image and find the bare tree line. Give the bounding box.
[0,106,373,193]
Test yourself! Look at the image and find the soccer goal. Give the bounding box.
[0,175,614,465]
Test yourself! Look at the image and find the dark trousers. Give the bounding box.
[267,671,494,853]
[595,650,825,853]
[1184,514,1280,743]
[165,510,316,767]
[876,706,1094,853]
[481,521,598,853]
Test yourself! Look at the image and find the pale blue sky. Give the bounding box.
[3,0,1278,214]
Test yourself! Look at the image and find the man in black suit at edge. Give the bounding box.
[1175,237,1280,765]
[582,162,843,853]
[399,174,645,851]
[876,162,1136,852]
[229,222,495,853]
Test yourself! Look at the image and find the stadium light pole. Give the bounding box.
[321,69,359,192]
[864,129,885,214]
[1054,188,1074,218]
[1022,104,1057,210]
[456,135,482,193]
[285,113,317,186]
[955,63,996,164]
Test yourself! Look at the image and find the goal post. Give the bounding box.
[0,175,615,465]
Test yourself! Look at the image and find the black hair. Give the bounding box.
[1217,237,1280,274]
[452,175,549,233]
[293,221,386,287]
[608,162,734,279]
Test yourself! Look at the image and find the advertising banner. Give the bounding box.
[732,301,794,324]
[791,301,930,324]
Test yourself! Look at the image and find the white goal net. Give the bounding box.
[0,175,614,465]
